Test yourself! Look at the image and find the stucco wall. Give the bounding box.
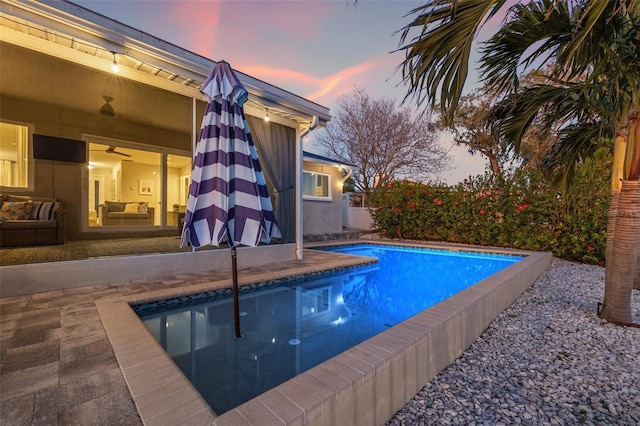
[302,161,344,236]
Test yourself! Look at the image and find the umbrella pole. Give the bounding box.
[231,246,243,339]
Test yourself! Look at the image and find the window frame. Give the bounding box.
[302,169,332,201]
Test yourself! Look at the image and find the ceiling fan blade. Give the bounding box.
[105,146,132,157]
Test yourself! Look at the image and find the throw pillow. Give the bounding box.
[28,201,42,220]
[105,201,127,212]
[0,201,33,220]
[29,201,60,220]
[124,203,140,213]
[137,202,149,213]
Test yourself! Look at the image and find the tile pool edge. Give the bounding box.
[96,243,551,425]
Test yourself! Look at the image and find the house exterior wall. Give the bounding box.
[302,161,344,236]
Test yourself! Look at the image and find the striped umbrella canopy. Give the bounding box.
[181,61,281,338]
[181,60,281,250]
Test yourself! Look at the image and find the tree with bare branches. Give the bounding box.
[433,76,556,177]
[314,88,451,195]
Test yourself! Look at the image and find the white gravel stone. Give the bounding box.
[387,258,640,425]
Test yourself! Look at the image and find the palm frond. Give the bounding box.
[490,84,578,151]
[397,0,507,123]
[543,123,612,191]
[481,0,573,95]
[560,0,610,77]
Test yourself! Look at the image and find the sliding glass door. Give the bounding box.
[86,139,190,230]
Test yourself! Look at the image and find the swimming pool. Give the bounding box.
[134,243,522,414]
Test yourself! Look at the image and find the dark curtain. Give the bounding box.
[246,115,296,243]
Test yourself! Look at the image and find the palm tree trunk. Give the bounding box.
[601,180,640,324]
[636,255,640,291]
[605,191,619,287]
[604,191,639,291]
[629,116,640,291]
[606,134,626,290]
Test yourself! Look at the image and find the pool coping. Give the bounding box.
[95,241,552,425]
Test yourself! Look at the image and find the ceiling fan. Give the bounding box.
[91,145,132,157]
[105,146,131,157]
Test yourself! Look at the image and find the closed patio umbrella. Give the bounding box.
[181,60,281,338]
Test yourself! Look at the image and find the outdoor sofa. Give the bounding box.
[0,194,65,247]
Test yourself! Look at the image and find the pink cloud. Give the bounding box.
[238,41,417,107]
[306,64,373,101]
[164,1,222,58]
[239,58,378,105]
[238,65,321,86]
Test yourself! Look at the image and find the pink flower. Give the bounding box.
[409,202,416,208]
[453,201,459,206]
[479,210,485,215]
[587,246,594,251]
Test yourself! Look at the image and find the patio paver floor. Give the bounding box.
[0,248,370,425]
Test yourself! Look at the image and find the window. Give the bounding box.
[303,170,331,200]
[0,121,31,189]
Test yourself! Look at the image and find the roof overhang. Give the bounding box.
[303,151,359,171]
[0,0,331,130]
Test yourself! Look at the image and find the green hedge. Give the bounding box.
[369,159,610,264]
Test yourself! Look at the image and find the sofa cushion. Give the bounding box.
[106,212,151,219]
[0,201,33,220]
[29,201,61,220]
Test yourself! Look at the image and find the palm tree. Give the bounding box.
[397,0,640,324]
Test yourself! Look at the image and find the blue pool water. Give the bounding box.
[134,244,522,414]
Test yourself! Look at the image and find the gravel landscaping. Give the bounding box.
[387,258,640,425]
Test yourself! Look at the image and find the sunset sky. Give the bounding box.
[73,0,512,183]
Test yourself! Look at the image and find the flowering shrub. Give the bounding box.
[369,159,610,264]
